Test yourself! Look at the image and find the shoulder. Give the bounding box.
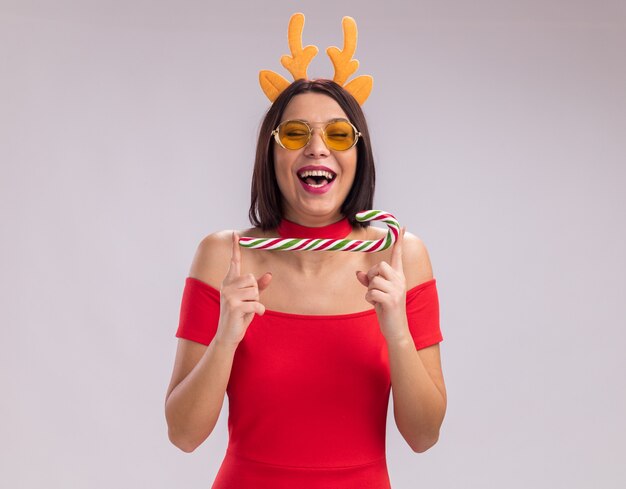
[400,230,434,288]
[365,225,434,287]
[187,227,259,287]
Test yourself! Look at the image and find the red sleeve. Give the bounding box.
[405,278,443,350]
[175,277,221,346]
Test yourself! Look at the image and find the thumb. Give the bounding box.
[257,272,273,292]
[355,270,370,287]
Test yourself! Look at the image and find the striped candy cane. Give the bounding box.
[238,210,400,252]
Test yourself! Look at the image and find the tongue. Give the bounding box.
[305,177,328,186]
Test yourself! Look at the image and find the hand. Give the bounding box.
[356,227,409,342]
[215,231,272,346]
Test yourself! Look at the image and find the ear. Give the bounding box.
[259,70,290,102]
[344,75,373,105]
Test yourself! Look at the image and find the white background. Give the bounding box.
[1,1,625,487]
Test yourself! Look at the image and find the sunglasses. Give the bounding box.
[271,118,361,151]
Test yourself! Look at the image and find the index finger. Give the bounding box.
[226,231,242,279]
[390,227,405,271]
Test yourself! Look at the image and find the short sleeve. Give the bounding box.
[405,278,443,350]
[175,277,221,346]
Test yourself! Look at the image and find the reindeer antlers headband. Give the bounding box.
[259,13,373,105]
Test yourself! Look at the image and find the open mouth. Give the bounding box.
[297,169,337,188]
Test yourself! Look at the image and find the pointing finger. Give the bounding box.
[391,227,405,271]
[226,231,242,280]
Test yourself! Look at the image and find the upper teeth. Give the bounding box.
[298,170,335,179]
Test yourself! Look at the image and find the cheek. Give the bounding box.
[273,148,287,174]
[340,152,358,176]
[273,151,298,187]
[274,145,302,169]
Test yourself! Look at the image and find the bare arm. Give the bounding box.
[389,339,447,452]
[164,233,233,452]
[165,337,238,452]
[164,231,271,452]
[390,235,447,452]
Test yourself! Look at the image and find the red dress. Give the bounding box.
[175,275,443,488]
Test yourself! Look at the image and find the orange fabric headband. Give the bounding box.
[259,13,373,105]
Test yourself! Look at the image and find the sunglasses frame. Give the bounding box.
[271,118,362,151]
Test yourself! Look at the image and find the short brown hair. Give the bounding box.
[248,79,376,231]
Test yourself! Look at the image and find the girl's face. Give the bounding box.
[273,92,358,225]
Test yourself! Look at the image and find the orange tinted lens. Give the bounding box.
[278,120,310,149]
[324,120,356,150]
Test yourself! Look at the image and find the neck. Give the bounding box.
[275,214,357,275]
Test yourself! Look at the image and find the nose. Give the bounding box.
[304,128,330,158]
